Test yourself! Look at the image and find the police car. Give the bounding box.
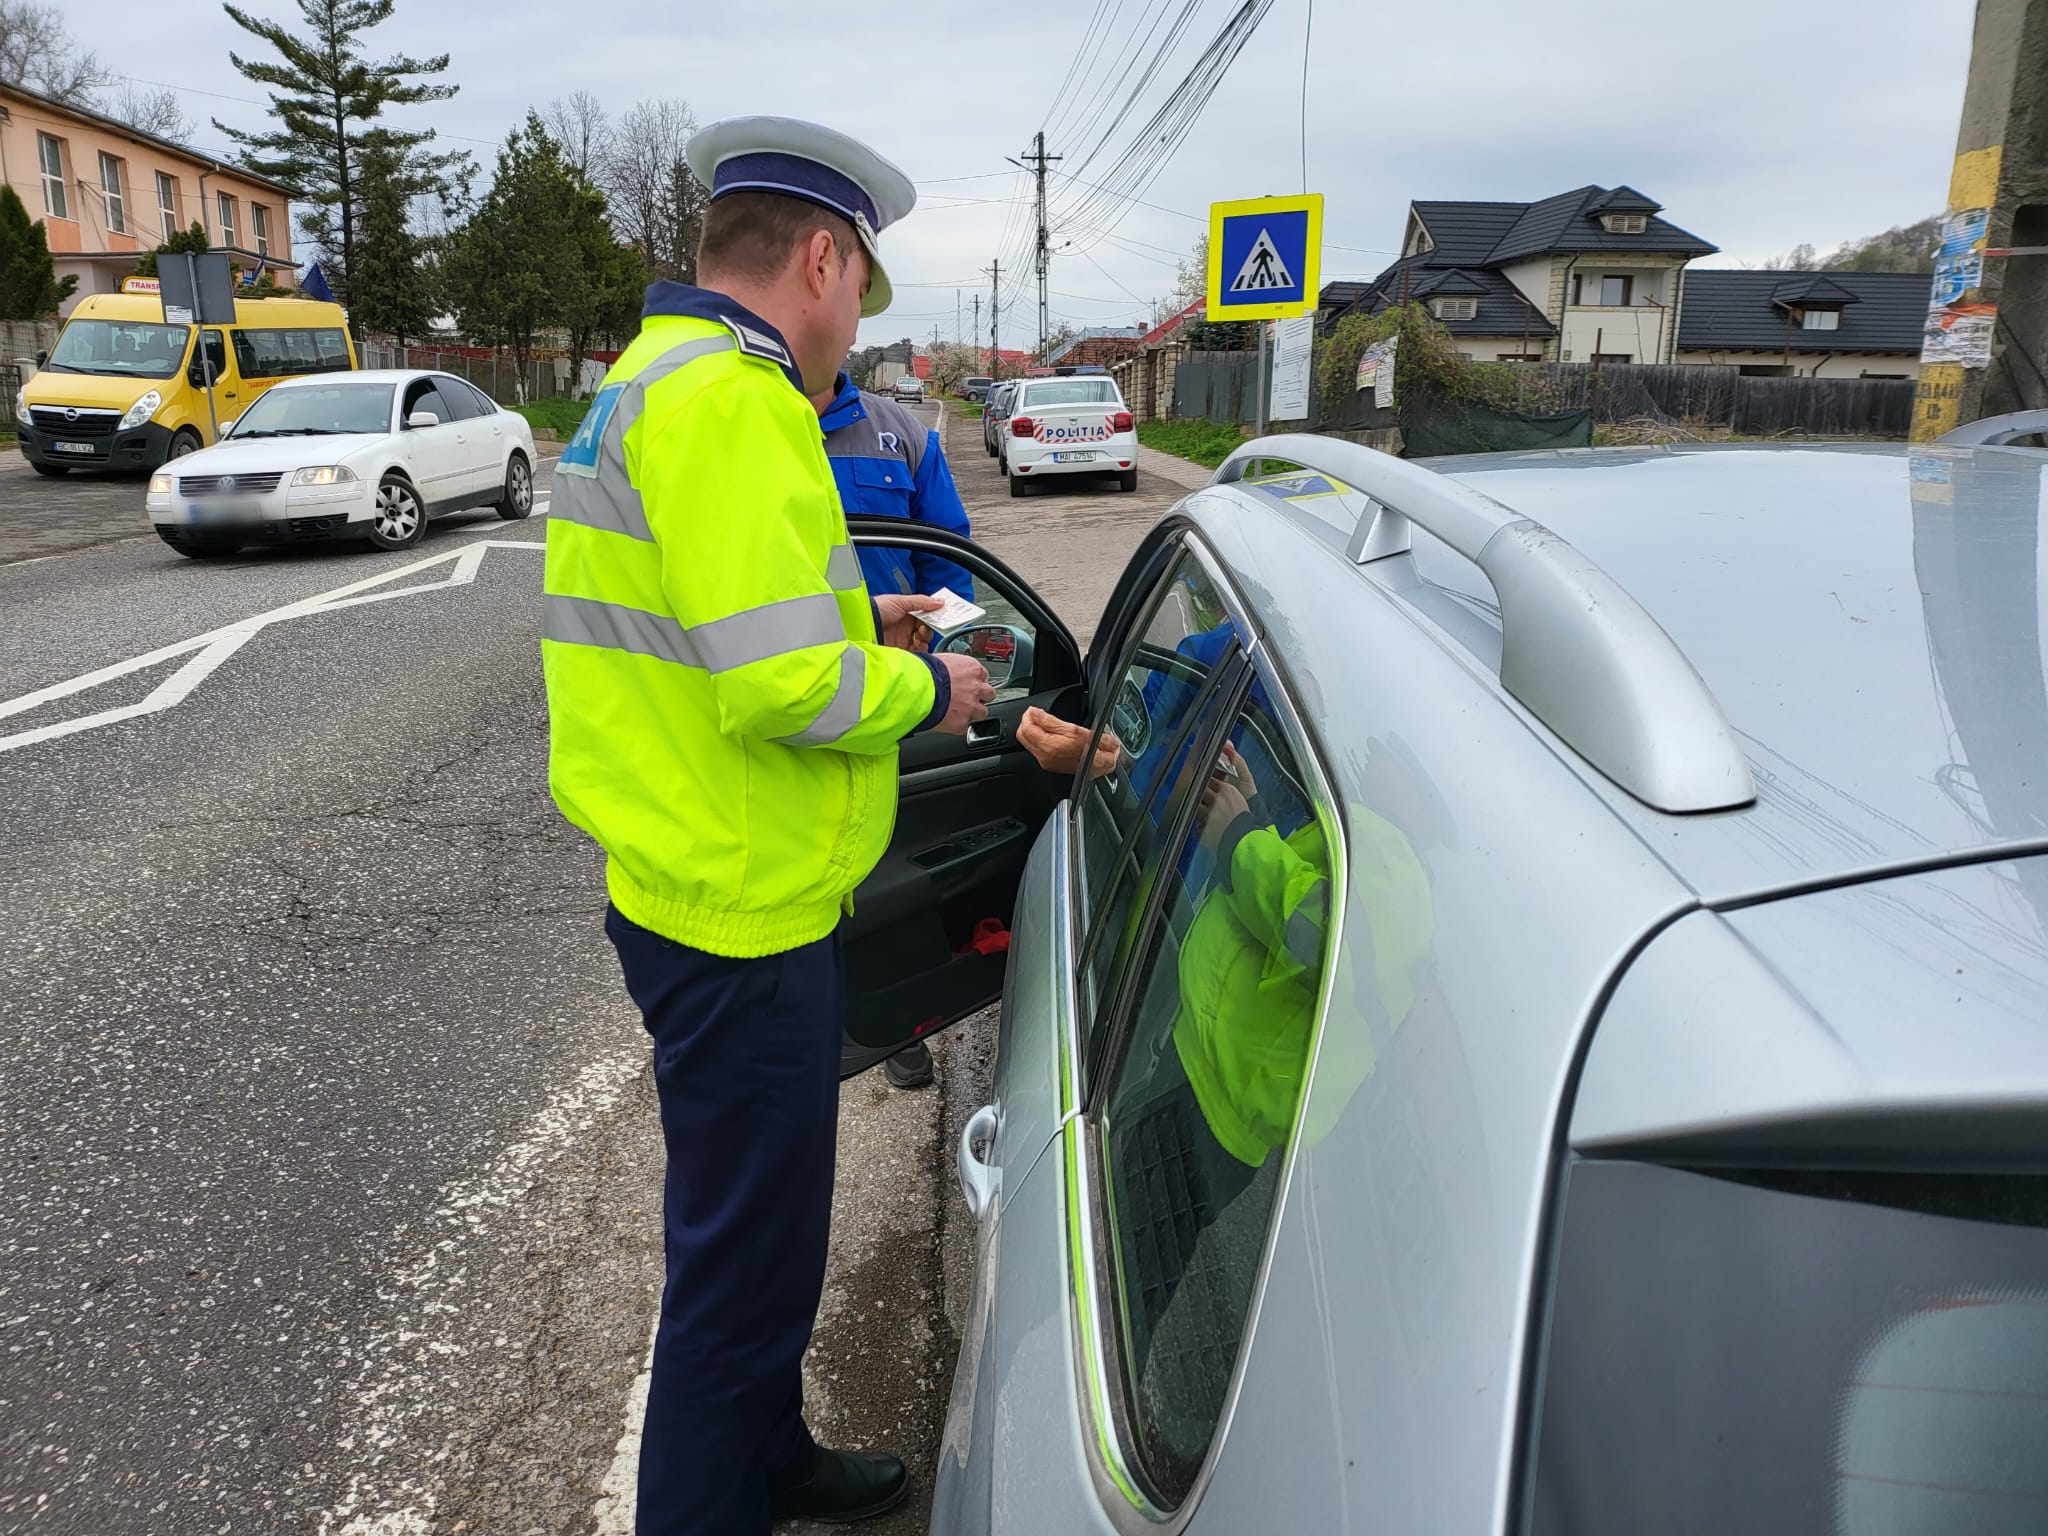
[999,374,1138,496]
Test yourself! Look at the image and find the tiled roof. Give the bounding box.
[1487,186,1717,263]
[1409,201,1526,265]
[1042,326,1146,366]
[1677,269,1930,353]
[1354,258,1557,337]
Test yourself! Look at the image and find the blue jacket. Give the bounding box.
[818,375,975,601]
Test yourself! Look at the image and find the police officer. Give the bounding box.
[541,117,995,1535]
[810,371,975,1090]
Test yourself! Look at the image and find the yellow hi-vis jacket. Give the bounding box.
[542,285,948,958]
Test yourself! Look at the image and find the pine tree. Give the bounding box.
[212,0,462,300]
[132,221,211,279]
[445,115,579,402]
[0,184,74,319]
[350,139,433,344]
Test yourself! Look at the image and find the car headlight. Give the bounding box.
[293,465,358,487]
[13,390,28,427]
[148,472,173,496]
[118,390,163,431]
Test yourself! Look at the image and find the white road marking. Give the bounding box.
[0,537,546,755]
[317,1045,647,1536]
[591,1321,659,1535]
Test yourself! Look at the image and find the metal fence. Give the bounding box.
[357,343,585,404]
[1171,352,1917,441]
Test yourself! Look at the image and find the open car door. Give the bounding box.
[839,517,1087,1077]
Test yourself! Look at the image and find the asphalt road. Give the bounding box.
[0,404,1206,1535]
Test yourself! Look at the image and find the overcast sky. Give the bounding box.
[102,0,1975,348]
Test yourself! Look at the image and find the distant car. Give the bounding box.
[959,376,995,403]
[142,369,536,558]
[999,375,1137,496]
[982,381,1019,457]
[892,374,927,402]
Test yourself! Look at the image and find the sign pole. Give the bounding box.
[1254,319,1269,438]
[187,254,220,441]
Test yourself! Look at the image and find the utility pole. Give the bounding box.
[985,259,1001,376]
[971,294,981,367]
[956,289,962,346]
[1911,0,2048,440]
[1009,133,1063,358]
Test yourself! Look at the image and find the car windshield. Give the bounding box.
[1023,379,1120,407]
[897,377,922,389]
[45,319,190,379]
[1530,1160,2048,1536]
[228,382,395,438]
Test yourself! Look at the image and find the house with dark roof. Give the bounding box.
[1042,325,1147,369]
[1346,185,1719,365]
[1673,270,1928,378]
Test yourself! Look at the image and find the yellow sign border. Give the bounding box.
[1206,193,1324,322]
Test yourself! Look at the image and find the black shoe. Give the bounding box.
[884,1041,933,1090]
[768,1447,911,1524]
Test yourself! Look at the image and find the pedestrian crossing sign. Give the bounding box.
[1207,193,1323,321]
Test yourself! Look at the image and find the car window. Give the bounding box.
[230,381,394,437]
[460,381,498,416]
[404,381,451,425]
[197,329,231,381]
[1093,684,1331,1508]
[435,375,482,420]
[1531,1162,2048,1535]
[1075,550,1244,1044]
[230,327,353,379]
[1023,380,1120,407]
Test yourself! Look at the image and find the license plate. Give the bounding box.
[1052,451,1099,463]
[185,501,258,523]
[53,441,98,455]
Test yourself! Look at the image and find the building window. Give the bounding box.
[1571,273,1634,306]
[1801,308,1841,331]
[1601,212,1648,234]
[216,192,237,247]
[1591,352,1633,365]
[252,203,270,257]
[1738,364,1792,377]
[1497,352,1544,363]
[99,153,126,235]
[157,172,180,241]
[1432,296,1477,321]
[37,133,67,219]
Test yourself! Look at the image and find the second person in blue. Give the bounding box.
[812,372,976,1091]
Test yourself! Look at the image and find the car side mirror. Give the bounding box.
[189,363,208,387]
[939,624,1032,691]
[406,410,438,430]
[217,418,236,437]
[34,350,47,368]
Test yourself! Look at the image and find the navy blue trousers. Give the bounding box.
[606,906,845,1536]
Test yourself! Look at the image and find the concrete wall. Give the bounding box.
[1453,335,1549,362]
[0,87,293,316]
[1675,348,1922,380]
[1500,258,1554,308]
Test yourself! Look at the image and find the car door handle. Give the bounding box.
[965,718,1002,746]
[956,1103,1000,1219]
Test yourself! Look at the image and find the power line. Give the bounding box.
[1300,0,1315,194]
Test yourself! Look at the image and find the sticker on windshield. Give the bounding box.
[559,384,623,477]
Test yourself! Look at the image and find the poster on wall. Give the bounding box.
[1268,315,1315,421]
[1355,335,1399,409]
[1922,302,1997,368]
[1939,207,1990,258]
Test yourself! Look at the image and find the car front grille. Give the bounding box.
[180,472,285,495]
[30,407,118,437]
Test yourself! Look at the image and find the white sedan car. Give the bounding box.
[1000,375,1137,496]
[145,369,537,558]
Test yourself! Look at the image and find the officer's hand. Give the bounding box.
[932,652,995,735]
[1198,773,1253,850]
[876,594,942,650]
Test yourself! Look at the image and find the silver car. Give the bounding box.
[842,417,2048,1536]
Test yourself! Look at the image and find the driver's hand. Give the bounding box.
[875,593,942,650]
[1019,707,1121,779]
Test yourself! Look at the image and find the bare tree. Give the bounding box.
[0,0,109,103]
[106,83,194,143]
[605,96,705,284]
[544,90,612,181]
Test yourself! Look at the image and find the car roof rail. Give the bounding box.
[1213,434,1757,814]
[1935,409,2048,446]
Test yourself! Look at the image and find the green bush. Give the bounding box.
[513,396,591,438]
[1136,418,1247,468]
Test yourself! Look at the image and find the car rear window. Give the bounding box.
[1023,380,1120,407]
[1529,1160,2048,1536]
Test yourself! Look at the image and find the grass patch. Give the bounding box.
[1136,418,1247,468]
[512,396,591,438]
[953,400,985,419]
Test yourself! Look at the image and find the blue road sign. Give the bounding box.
[1206,194,1324,321]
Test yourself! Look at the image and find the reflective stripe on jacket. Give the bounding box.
[817,378,976,600]
[542,284,944,959]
